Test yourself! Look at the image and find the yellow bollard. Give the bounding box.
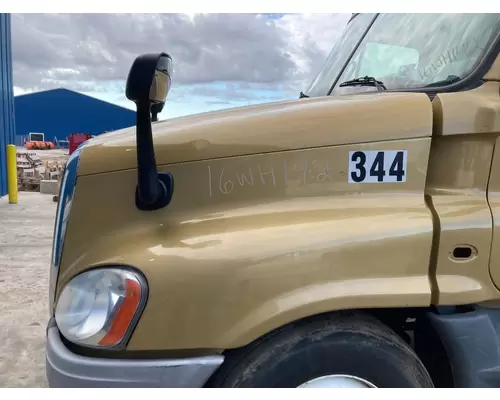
[6,144,18,204]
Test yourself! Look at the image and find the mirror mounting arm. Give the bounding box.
[134,101,174,211]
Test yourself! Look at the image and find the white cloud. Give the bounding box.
[12,13,348,90]
[11,13,350,117]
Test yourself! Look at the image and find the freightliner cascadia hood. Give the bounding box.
[77,91,432,176]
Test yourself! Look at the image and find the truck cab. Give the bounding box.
[46,13,500,388]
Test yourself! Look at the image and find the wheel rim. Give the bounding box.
[297,374,377,388]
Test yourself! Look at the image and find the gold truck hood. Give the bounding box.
[78,91,433,176]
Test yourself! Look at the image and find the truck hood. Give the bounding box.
[78,91,433,176]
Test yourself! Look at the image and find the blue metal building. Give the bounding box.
[0,13,16,197]
[15,88,136,145]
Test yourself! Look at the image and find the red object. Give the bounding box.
[69,133,93,155]
[25,141,55,150]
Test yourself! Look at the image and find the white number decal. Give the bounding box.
[348,150,407,183]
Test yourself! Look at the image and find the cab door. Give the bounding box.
[484,78,500,291]
[426,81,500,305]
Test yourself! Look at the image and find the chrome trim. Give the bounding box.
[298,374,377,388]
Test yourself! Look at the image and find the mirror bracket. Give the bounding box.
[135,172,174,211]
[133,99,174,211]
[151,102,164,123]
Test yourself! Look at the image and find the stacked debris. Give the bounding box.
[17,151,43,192]
[17,150,66,192]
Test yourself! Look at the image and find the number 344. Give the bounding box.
[348,150,407,183]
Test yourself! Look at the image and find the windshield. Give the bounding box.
[305,14,376,97]
[305,13,500,97]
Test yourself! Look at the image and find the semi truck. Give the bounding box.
[45,13,500,387]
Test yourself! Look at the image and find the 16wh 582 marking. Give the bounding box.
[348,150,408,183]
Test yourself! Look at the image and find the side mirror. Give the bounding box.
[126,53,174,211]
[126,53,172,105]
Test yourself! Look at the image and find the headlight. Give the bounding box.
[55,267,148,349]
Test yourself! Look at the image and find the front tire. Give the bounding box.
[207,312,433,388]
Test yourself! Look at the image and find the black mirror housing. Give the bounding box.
[126,52,172,104]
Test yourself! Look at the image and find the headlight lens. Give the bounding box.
[55,268,147,348]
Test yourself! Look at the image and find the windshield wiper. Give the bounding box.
[339,76,387,92]
[299,91,309,98]
[424,75,461,88]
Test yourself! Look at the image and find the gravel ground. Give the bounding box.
[0,192,57,387]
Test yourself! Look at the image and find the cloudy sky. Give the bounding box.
[11,13,351,120]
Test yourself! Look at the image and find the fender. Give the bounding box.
[58,135,434,351]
